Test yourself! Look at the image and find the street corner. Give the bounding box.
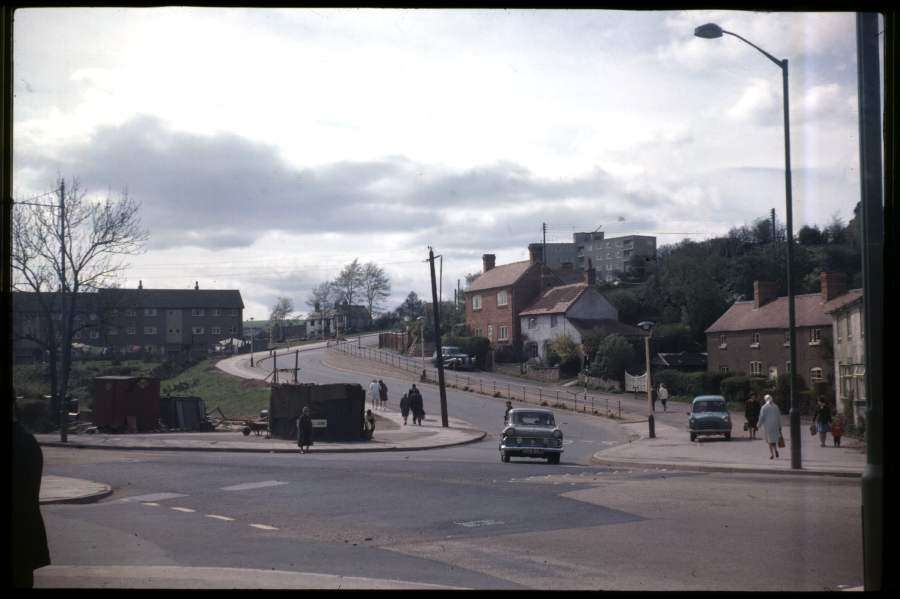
[40,475,113,505]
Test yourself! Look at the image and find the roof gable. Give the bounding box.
[705,292,832,333]
[466,260,534,292]
[519,283,588,315]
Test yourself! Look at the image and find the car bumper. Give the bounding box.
[499,444,563,456]
[688,427,731,435]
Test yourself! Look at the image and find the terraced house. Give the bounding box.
[12,281,244,361]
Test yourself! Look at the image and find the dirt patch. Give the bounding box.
[239,378,270,389]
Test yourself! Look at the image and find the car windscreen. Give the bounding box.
[513,412,555,426]
[693,401,726,413]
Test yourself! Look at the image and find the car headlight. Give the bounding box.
[553,430,563,439]
[505,428,516,437]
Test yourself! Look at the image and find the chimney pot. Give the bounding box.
[194,281,199,290]
[482,254,496,272]
[138,280,143,290]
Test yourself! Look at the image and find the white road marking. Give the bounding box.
[171,507,196,513]
[454,519,505,528]
[141,502,160,507]
[117,492,187,503]
[206,514,235,522]
[249,523,279,531]
[221,480,288,492]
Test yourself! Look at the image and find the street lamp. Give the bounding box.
[694,23,800,469]
[249,316,255,367]
[638,321,656,439]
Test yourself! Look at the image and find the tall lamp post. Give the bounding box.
[694,22,800,470]
[638,321,656,438]
[249,316,255,367]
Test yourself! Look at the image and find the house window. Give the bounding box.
[126,309,136,317]
[786,361,792,374]
[846,314,852,339]
[527,317,537,330]
[784,331,791,346]
[127,327,136,335]
[527,342,539,359]
[550,315,558,328]
[719,334,727,349]
[497,290,508,307]
[720,366,729,374]
[144,326,157,335]
[89,313,98,321]
[192,327,204,335]
[144,308,157,316]
[487,325,493,341]
[809,328,821,344]
[498,325,509,341]
[192,308,205,317]
[212,309,221,317]
[475,327,482,337]
[229,326,237,334]
[472,295,482,311]
[750,361,763,376]
[211,326,222,335]
[836,318,842,343]
[751,331,760,347]
[810,367,825,383]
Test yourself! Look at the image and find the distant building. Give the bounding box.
[529,231,656,283]
[12,281,244,360]
[823,280,866,427]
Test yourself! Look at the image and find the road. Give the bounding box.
[36,338,864,590]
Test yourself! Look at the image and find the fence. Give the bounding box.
[625,370,647,393]
[328,339,623,418]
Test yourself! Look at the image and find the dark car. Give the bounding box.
[499,408,564,464]
[688,395,732,441]
[431,346,474,370]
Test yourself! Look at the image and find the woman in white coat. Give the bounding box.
[757,394,783,459]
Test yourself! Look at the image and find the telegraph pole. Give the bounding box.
[58,179,67,443]
[428,247,448,427]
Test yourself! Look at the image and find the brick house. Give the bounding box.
[704,273,845,391]
[519,268,644,362]
[464,252,560,349]
[12,281,245,360]
[823,280,866,427]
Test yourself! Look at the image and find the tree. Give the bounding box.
[306,281,338,313]
[590,334,638,383]
[395,291,425,321]
[269,297,294,342]
[12,177,147,437]
[333,259,364,307]
[361,262,391,319]
[797,224,825,245]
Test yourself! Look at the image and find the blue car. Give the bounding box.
[688,395,732,442]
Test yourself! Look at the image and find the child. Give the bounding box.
[831,415,844,447]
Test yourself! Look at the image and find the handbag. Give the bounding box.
[743,422,749,431]
[809,423,817,436]
[777,433,785,448]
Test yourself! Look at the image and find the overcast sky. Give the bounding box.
[13,8,866,320]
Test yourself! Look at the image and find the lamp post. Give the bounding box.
[416,316,425,363]
[638,321,656,438]
[694,22,800,470]
[249,316,254,367]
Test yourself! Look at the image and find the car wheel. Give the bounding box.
[725,432,731,441]
[548,454,560,465]
[690,432,696,442]
[501,452,510,463]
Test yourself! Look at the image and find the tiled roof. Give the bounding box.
[466,260,534,292]
[520,283,588,316]
[567,318,647,338]
[823,289,864,314]
[705,292,832,333]
[655,352,709,368]
[100,288,245,309]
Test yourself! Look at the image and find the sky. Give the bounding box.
[12,8,867,320]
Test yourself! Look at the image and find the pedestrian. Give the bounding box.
[409,384,425,425]
[504,400,513,424]
[757,394,783,459]
[814,396,832,447]
[378,379,388,410]
[399,392,410,425]
[744,392,761,440]
[831,414,844,447]
[658,383,669,412]
[364,409,376,438]
[297,406,313,454]
[12,407,51,588]
[368,379,379,410]
[651,384,658,412]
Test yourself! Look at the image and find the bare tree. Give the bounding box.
[12,177,147,439]
[361,261,391,319]
[269,296,294,342]
[333,258,364,307]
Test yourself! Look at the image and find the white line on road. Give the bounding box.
[221,480,288,492]
[171,507,196,513]
[454,519,505,528]
[206,515,235,522]
[141,502,160,507]
[117,492,187,503]
[249,524,279,531]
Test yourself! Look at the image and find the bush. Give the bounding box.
[494,343,525,364]
[16,398,55,433]
[721,375,752,404]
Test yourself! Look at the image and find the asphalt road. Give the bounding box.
[37,337,864,590]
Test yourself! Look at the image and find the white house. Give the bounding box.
[519,270,643,362]
[823,287,866,427]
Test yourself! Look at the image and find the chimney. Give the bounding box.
[584,259,595,286]
[820,271,848,301]
[138,280,143,290]
[528,243,542,265]
[753,281,778,309]
[194,281,199,290]
[482,254,496,272]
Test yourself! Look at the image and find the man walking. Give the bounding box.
[658,383,669,412]
[368,379,379,410]
[378,379,388,410]
[409,384,425,425]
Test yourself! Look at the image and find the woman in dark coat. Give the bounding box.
[297,406,313,454]
[409,384,425,426]
[13,418,51,588]
[744,393,761,440]
[813,397,832,447]
[399,393,410,425]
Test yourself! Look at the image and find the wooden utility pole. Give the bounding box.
[58,179,67,443]
[428,247,448,427]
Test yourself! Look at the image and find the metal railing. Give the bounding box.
[328,339,623,417]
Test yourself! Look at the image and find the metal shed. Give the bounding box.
[91,376,161,432]
[269,382,365,441]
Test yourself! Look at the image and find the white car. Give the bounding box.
[499,408,564,464]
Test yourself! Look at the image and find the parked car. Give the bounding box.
[431,346,474,370]
[687,395,732,441]
[499,408,564,464]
